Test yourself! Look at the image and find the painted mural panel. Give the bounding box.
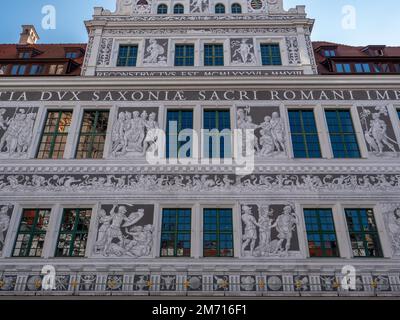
[93,203,154,258]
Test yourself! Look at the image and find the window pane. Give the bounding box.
[260,44,282,66]
[204,44,224,66]
[117,45,138,67]
[203,110,231,158]
[215,3,225,14]
[203,208,233,257]
[231,3,242,14]
[166,110,193,158]
[174,45,194,66]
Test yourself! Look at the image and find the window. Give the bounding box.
[117,45,138,67]
[260,44,282,66]
[395,64,400,73]
[231,3,242,13]
[335,63,351,73]
[29,64,44,75]
[66,52,79,59]
[215,3,226,14]
[49,64,65,75]
[11,65,26,75]
[37,111,73,159]
[325,110,361,158]
[373,63,390,73]
[157,4,168,14]
[323,50,336,57]
[304,209,339,257]
[174,44,194,66]
[160,208,191,257]
[12,209,51,257]
[345,209,383,257]
[203,208,233,257]
[204,44,224,66]
[19,52,31,59]
[397,109,400,120]
[288,110,321,158]
[203,110,231,158]
[76,110,109,159]
[55,208,92,257]
[355,63,371,73]
[173,4,184,14]
[166,110,193,158]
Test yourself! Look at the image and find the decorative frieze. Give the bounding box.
[97,38,113,66]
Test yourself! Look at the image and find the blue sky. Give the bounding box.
[1,0,399,46]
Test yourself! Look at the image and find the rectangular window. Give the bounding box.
[117,45,138,67]
[160,208,191,257]
[37,110,73,159]
[323,50,336,57]
[203,110,231,158]
[373,63,390,73]
[66,52,79,59]
[11,65,26,75]
[355,63,371,73]
[204,44,224,66]
[335,63,351,73]
[175,44,195,66]
[166,110,193,158]
[260,44,282,65]
[325,110,361,158]
[12,209,51,257]
[397,109,400,120]
[55,208,92,257]
[304,209,339,257]
[395,64,400,73]
[345,209,383,257]
[76,110,109,159]
[29,64,44,75]
[288,110,321,158]
[19,52,31,59]
[203,208,233,257]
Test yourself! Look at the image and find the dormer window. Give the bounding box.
[323,50,336,57]
[19,52,31,59]
[66,52,79,59]
[215,3,226,14]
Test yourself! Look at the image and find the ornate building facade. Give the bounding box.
[0,0,400,297]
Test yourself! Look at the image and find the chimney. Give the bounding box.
[19,25,39,45]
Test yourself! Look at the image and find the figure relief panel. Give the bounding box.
[94,203,154,258]
[0,203,13,256]
[190,0,210,14]
[0,107,38,159]
[236,106,288,159]
[230,39,257,65]
[379,203,400,256]
[358,106,400,158]
[240,203,301,258]
[111,107,160,158]
[143,39,168,66]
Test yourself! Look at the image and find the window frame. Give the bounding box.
[116,45,138,67]
[203,208,234,258]
[303,208,340,258]
[203,43,224,66]
[231,3,242,14]
[160,208,192,257]
[344,208,383,258]
[288,109,322,159]
[202,109,231,159]
[173,3,184,14]
[354,63,371,73]
[215,3,226,14]
[335,63,351,73]
[174,44,195,67]
[12,208,51,257]
[166,109,194,159]
[55,208,92,257]
[36,110,73,159]
[260,43,282,66]
[75,109,110,159]
[11,64,26,75]
[157,4,168,14]
[325,109,361,158]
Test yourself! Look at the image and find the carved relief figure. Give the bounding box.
[190,0,210,13]
[359,106,399,156]
[111,109,159,158]
[237,107,287,158]
[94,204,154,258]
[0,204,12,254]
[143,39,168,66]
[0,108,37,158]
[241,203,299,257]
[382,204,400,255]
[231,39,256,65]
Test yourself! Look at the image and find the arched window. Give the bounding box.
[157,4,168,14]
[231,3,242,14]
[215,3,226,14]
[173,4,184,14]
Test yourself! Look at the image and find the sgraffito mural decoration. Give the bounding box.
[0,203,13,256]
[111,107,159,158]
[240,203,300,257]
[143,39,168,66]
[230,39,257,65]
[94,204,154,258]
[358,106,400,157]
[0,107,38,159]
[237,106,287,158]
